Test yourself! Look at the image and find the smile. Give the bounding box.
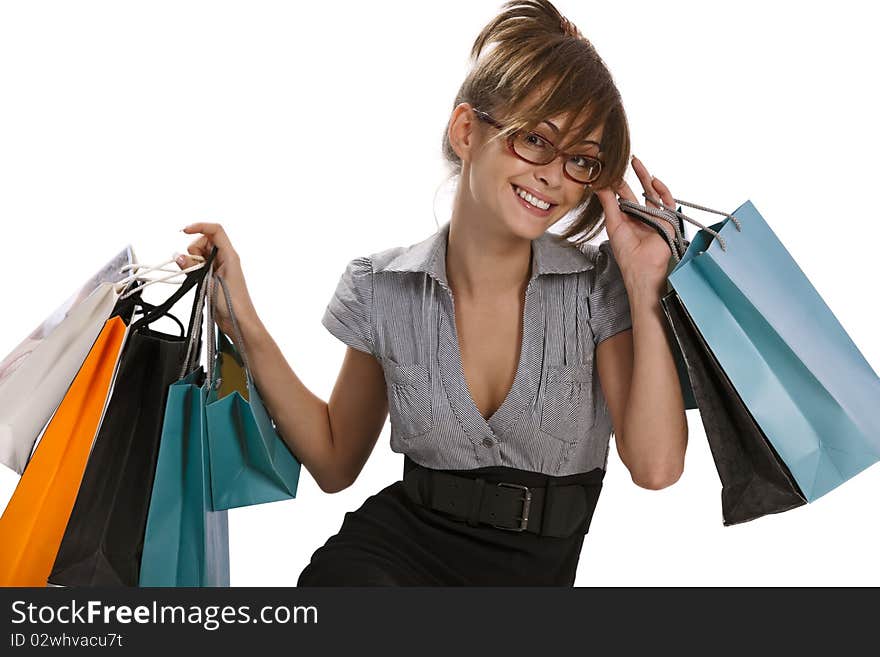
[512,184,556,216]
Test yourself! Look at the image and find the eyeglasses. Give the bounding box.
[472,107,603,185]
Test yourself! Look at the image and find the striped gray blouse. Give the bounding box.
[322,220,632,476]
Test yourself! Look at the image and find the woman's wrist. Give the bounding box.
[232,305,267,349]
[625,278,665,309]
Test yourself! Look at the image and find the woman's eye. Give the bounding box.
[524,132,549,148]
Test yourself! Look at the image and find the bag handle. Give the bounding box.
[617,192,743,264]
[115,254,207,299]
[129,246,217,332]
[178,248,216,379]
[132,300,186,337]
[206,262,218,386]
[109,280,187,336]
[212,274,252,386]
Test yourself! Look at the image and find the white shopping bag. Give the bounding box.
[0,246,136,473]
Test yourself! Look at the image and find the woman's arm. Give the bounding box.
[239,312,389,494]
[592,156,690,489]
[597,280,688,489]
[178,222,389,494]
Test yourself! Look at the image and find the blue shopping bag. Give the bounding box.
[139,369,230,587]
[139,248,230,587]
[665,200,880,502]
[203,274,301,512]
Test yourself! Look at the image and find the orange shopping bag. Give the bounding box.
[0,314,129,586]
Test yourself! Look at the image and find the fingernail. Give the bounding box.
[176,255,186,265]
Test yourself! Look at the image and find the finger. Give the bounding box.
[630,156,660,209]
[595,177,640,239]
[186,235,210,257]
[651,175,676,210]
[183,222,236,253]
[173,236,207,269]
[593,184,625,239]
[615,177,640,204]
[649,176,679,239]
[617,177,674,241]
[175,253,202,269]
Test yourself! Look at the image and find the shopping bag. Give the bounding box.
[204,274,301,511]
[660,289,807,525]
[138,369,231,587]
[48,249,217,587]
[666,200,880,502]
[620,193,880,508]
[0,246,136,473]
[0,304,133,586]
[140,251,231,586]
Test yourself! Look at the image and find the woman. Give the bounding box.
[177,0,688,586]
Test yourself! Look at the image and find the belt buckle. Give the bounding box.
[491,482,532,531]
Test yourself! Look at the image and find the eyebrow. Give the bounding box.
[542,120,601,147]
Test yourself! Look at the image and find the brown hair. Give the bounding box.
[440,0,631,246]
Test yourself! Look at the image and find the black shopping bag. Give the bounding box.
[660,289,807,525]
[48,248,217,586]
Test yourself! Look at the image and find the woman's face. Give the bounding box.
[464,104,603,239]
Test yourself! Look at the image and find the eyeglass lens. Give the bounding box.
[512,132,600,183]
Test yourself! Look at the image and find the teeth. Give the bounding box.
[515,186,551,210]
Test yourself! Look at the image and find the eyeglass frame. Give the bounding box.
[471,107,604,186]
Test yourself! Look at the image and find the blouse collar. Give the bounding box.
[375,220,595,290]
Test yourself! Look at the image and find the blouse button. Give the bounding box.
[481,437,494,448]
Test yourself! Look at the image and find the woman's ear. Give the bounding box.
[447,103,479,163]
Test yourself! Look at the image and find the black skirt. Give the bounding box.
[296,455,605,586]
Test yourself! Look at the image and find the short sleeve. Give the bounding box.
[322,255,375,356]
[587,239,632,345]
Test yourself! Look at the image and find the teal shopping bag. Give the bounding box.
[666,200,880,502]
[139,248,230,587]
[139,369,230,586]
[204,274,301,512]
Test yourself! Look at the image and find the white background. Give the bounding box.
[1,0,878,586]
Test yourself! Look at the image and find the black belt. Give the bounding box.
[402,464,603,538]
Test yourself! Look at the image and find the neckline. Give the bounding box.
[430,225,546,440]
[436,275,542,440]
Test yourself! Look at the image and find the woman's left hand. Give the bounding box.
[593,155,677,293]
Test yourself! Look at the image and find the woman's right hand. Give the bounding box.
[177,222,258,342]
